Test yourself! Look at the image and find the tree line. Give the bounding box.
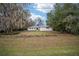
[47,3,79,34]
[0,3,34,33]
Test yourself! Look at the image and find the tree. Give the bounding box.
[0,3,32,33]
[47,3,79,34]
[35,17,44,26]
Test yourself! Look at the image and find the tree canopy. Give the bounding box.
[0,3,34,33]
[47,3,79,34]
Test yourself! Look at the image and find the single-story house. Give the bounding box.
[27,26,53,31]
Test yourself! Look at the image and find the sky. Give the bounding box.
[27,3,54,25]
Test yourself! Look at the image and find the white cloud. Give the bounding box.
[37,9,51,13]
[29,4,54,25]
[34,3,54,13]
[30,13,47,25]
[36,3,54,9]
[30,13,46,21]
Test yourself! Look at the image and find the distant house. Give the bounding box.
[27,26,52,31]
[28,18,53,31]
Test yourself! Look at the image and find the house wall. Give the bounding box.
[39,27,52,31]
[27,26,53,31]
[27,27,37,31]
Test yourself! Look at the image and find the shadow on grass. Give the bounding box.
[0,31,20,35]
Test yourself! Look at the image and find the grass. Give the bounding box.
[0,31,79,56]
[0,31,20,35]
[0,47,79,56]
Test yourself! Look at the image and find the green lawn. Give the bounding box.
[0,31,79,56]
[0,47,79,56]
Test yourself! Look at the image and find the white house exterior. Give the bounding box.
[27,26,39,31]
[39,27,52,31]
[27,26,52,31]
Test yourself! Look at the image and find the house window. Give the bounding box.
[36,28,39,30]
[46,27,49,29]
